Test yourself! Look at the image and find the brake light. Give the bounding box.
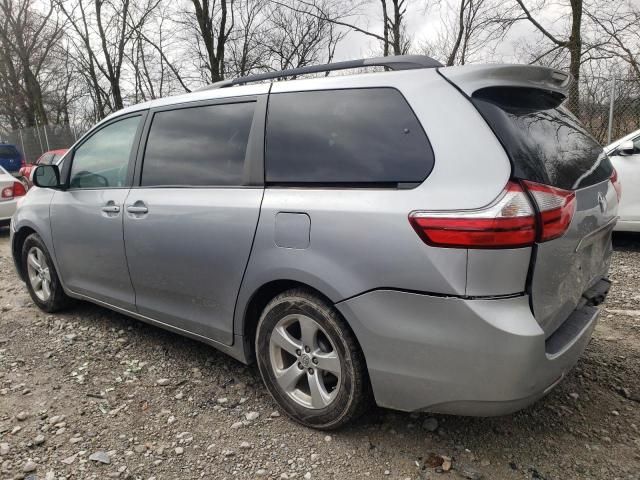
[12,181,26,197]
[610,168,621,201]
[409,182,536,248]
[409,180,576,248]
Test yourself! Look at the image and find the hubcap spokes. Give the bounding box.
[269,314,341,409]
[27,247,51,302]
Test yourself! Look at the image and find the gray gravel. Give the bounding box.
[1,227,639,480]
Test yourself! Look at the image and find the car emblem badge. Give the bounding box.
[301,354,311,367]
[597,192,607,214]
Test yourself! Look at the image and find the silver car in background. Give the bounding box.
[0,166,26,227]
[11,56,618,429]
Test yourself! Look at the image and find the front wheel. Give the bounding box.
[22,233,71,312]
[256,289,370,429]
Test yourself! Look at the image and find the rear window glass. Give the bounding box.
[0,145,19,157]
[265,88,434,185]
[472,87,612,190]
[141,102,254,187]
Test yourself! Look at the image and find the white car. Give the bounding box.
[0,166,26,227]
[606,129,640,232]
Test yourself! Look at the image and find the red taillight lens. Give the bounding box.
[523,181,575,242]
[409,182,537,248]
[410,180,576,248]
[610,168,621,201]
[12,181,26,197]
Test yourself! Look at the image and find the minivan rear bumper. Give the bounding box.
[336,288,602,415]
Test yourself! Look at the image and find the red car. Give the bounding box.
[19,149,67,186]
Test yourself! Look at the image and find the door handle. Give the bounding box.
[101,205,120,213]
[126,205,148,214]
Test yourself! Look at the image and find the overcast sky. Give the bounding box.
[332,0,571,63]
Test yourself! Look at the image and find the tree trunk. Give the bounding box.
[380,0,390,56]
[391,0,402,55]
[567,0,582,113]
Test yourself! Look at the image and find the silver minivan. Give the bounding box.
[11,56,619,429]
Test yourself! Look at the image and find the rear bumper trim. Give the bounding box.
[545,304,599,358]
[338,289,599,415]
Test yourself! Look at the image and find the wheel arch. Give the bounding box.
[238,279,365,366]
[12,225,38,282]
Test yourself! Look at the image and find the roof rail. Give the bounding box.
[197,55,443,91]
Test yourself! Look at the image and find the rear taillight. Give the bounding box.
[1,181,26,200]
[522,181,576,242]
[409,182,536,248]
[409,180,576,249]
[13,181,26,197]
[610,168,621,201]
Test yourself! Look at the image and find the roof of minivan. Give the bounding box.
[107,60,571,122]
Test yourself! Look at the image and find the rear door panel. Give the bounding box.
[123,188,263,344]
[531,180,617,335]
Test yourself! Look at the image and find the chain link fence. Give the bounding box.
[0,123,80,164]
[566,75,640,146]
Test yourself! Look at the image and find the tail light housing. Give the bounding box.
[409,180,575,249]
[610,168,621,201]
[1,181,27,200]
[522,181,576,242]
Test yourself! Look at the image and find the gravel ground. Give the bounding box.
[0,227,639,480]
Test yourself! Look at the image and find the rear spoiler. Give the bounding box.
[438,64,572,98]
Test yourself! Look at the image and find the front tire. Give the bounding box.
[22,233,71,312]
[256,288,370,429]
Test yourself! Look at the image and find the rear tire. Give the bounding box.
[256,288,370,429]
[22,233,72,312]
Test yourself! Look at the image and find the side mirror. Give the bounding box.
[33,165,62,189]
[617,140,636,156]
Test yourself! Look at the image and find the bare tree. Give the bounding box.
[586,3,640,82]
[421,0,506,65]
[227,0,269,77]
[185,0,234,83]
[57,0,160,116]
[503,0,585,107]
[0,0,64,127]
[263,1,346,71]
[272,0,414,57]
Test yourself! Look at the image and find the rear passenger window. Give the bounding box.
[472,87,611,190]
[141,102,255,187]
[265,88,434,185]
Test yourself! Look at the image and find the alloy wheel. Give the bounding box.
[26,246,51,302]
[268,313,342,409]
